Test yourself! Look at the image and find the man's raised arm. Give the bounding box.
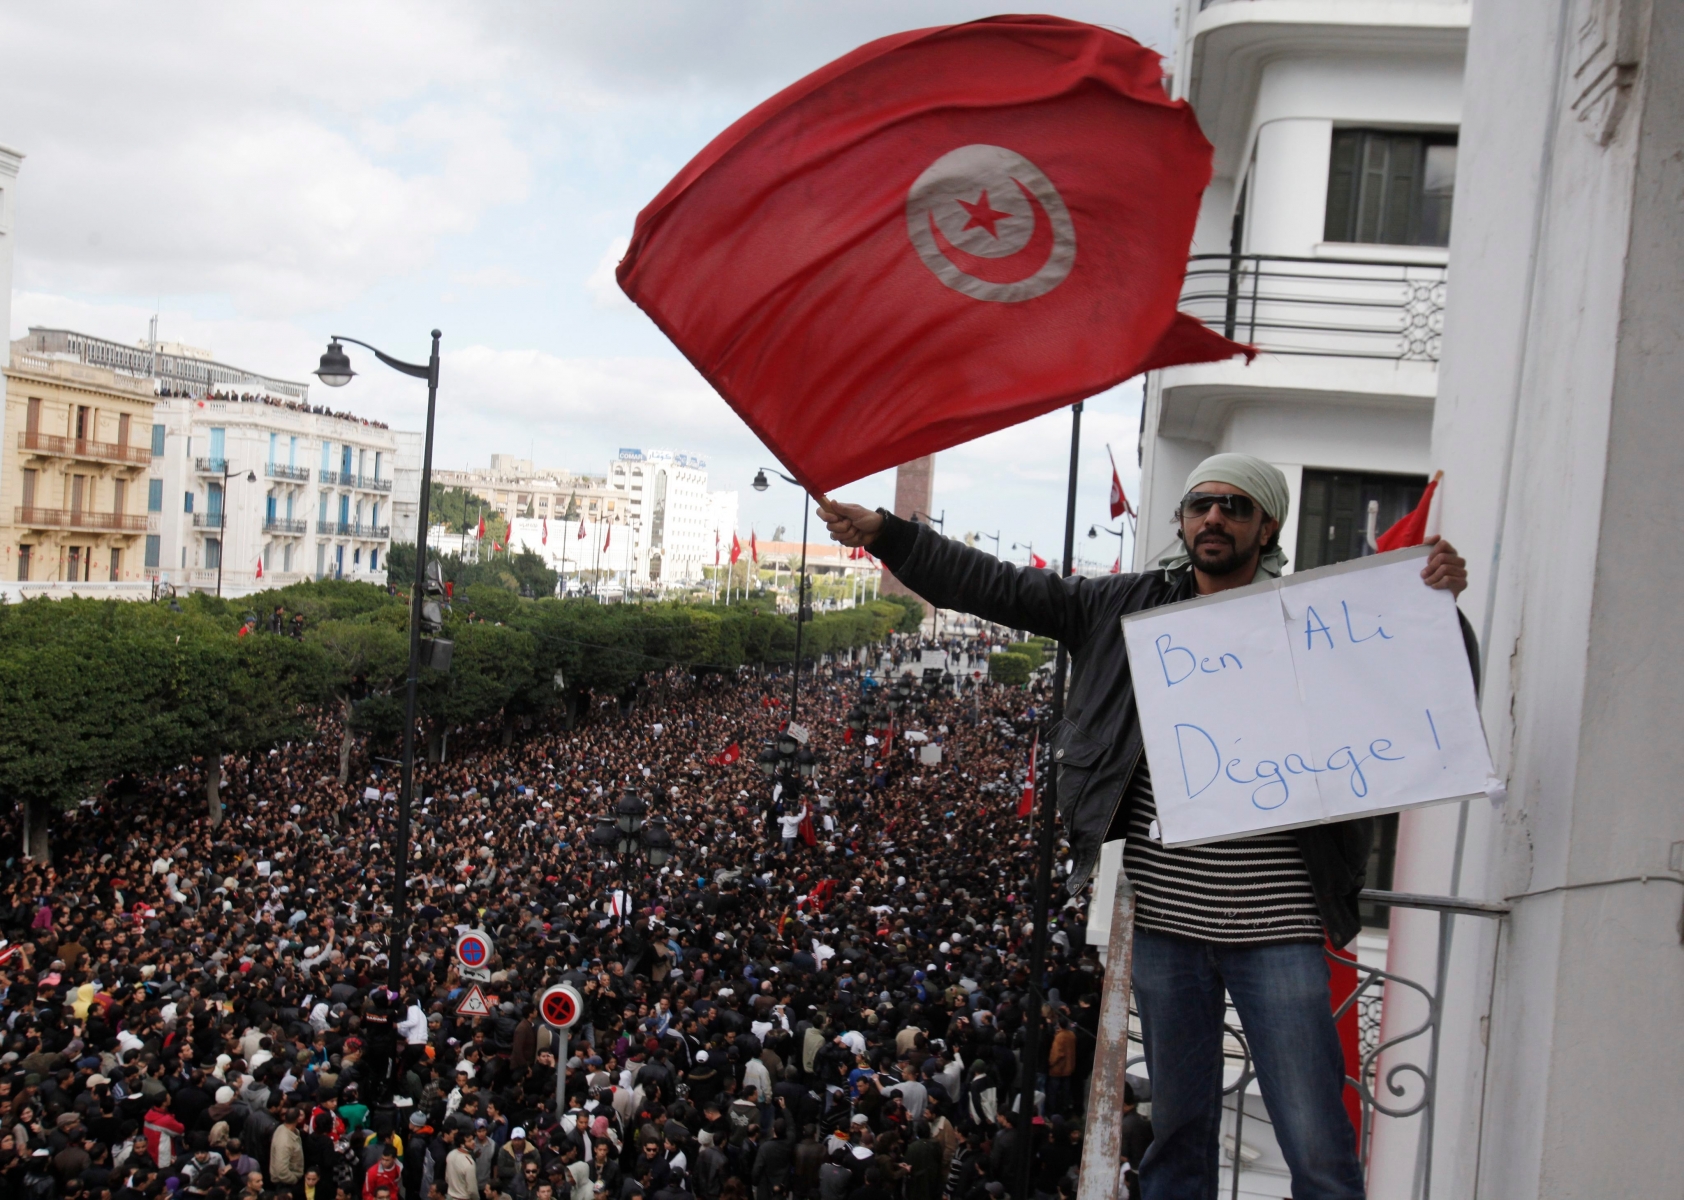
[817,498,1100,649]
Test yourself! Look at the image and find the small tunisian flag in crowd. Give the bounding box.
[1375,472,1442,552]
[709,742,742,766]
[798,809,818,847]
[1029,552,1048,569]
[1018,731,1039,818]
[617,16,1249,493]
[1107,444,1135,520]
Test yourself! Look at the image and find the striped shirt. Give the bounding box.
[1122,761,1324,945]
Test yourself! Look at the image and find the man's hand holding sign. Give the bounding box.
[619,14,1482,1198]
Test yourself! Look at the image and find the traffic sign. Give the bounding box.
[455,929,493,970]
[455,984,491,1017]
[538,983,583,1030]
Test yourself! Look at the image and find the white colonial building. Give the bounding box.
[1130,0,1470,1194]
[15,328,421,596]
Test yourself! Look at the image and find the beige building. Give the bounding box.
[2,348,156,584]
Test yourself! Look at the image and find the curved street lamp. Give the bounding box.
[312,330,441,990]
[752,465,811,720]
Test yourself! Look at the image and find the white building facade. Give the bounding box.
[1132,0,1471,1194]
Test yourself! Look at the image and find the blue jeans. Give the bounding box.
[1132,930,1364,1200]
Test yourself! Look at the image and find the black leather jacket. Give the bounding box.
[872,513,1476,948]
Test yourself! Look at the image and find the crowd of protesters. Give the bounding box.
[0,639,1138,1200]
[154,386,389,430]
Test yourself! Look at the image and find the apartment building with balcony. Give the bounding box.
[11,328,421,596]
[1,350,157,587]
[1128,0,1470,1194]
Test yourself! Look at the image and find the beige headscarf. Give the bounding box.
[1157,453,1291,579]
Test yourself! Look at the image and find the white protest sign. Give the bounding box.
[1122,546,1492,846]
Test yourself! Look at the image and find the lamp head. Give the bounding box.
[752,470,770,493]
[314,340,355,388]
[1087,526,1098,539]
[247,471,257,484]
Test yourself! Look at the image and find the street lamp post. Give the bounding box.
[314,330,442,991]
[753,467,811,720]
[214,465,257,597]
[589,790,677,919]
[1089,522,1128,573]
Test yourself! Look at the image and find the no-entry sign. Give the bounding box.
[455,929,493,971]
[539,983,583,1030]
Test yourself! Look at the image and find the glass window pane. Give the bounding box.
[1419,143,1457,247]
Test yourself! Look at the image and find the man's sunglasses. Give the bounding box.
[1179,492,1259,521]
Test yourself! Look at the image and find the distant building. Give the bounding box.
[7,327,422,596]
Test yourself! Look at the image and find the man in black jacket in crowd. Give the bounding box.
[818,452,1469,1200]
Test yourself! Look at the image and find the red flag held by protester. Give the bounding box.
[1375,472,1441,552]
[618,16,1249,493]
[709,742,742,767]
[798,809,818,847]
[808,879,838,912]
[1018,731,1039,819]
[1029,552,1048,569]
[730,532,742,565]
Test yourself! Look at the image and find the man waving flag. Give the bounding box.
[618,16,1249,493]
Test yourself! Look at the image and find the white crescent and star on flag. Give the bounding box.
[905,144,1077,303]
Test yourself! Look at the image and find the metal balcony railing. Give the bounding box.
[18,430,151,467]
[1180,253,1448,363]
[266,462,311,483]
[356,473,392,492]
[1103,887,1508,1199]
[263,517,308,535]
[192,512,227,529]
[194,456,228,474]
[317,520,391,539]
[16,506,149,533]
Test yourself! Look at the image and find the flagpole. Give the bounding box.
[1018,399,1082,1200]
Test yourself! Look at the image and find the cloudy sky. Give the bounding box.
[2,1,1174,569]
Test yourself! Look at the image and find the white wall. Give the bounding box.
[1414,0,1684,1195]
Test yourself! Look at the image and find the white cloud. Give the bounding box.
[584,237,634,310]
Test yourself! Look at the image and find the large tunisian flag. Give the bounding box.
[617,16,1248,493]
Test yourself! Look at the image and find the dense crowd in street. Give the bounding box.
[0,641,1123,1200]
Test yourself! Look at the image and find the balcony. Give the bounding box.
[266,462,310,483]
[263,517,309,535]
[16,507,149,533]
[194,457,229,474]
[317,520,391,539]
[356,473,392,493]
[319,468,352,486]
[18,430,151,468]
[1180,254,1448,363]
[192,512,228,529]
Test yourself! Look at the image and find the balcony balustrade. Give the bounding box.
[18,430,151,467]
[16,506,149,533]
[1179,253,1448,363]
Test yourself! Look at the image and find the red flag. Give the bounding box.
[1029,552,1048,569]
[255,557,263,579]
[493,541,503,552]
[709,742,742,766]
[807,878,837,912]
[1375,474,1441,553]
[1110,557,1121,574]
[1107,444,1134,519]
[730,532,742,565]
[750,531,759,564]
[542,517,549,545]
[477,514,486,541]
[798,809,818,847]
[576,517,587,540]
[617,16,1249,493]
[714,530,720,566]
[603,525,612,551]
[1018,731,1038,818]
